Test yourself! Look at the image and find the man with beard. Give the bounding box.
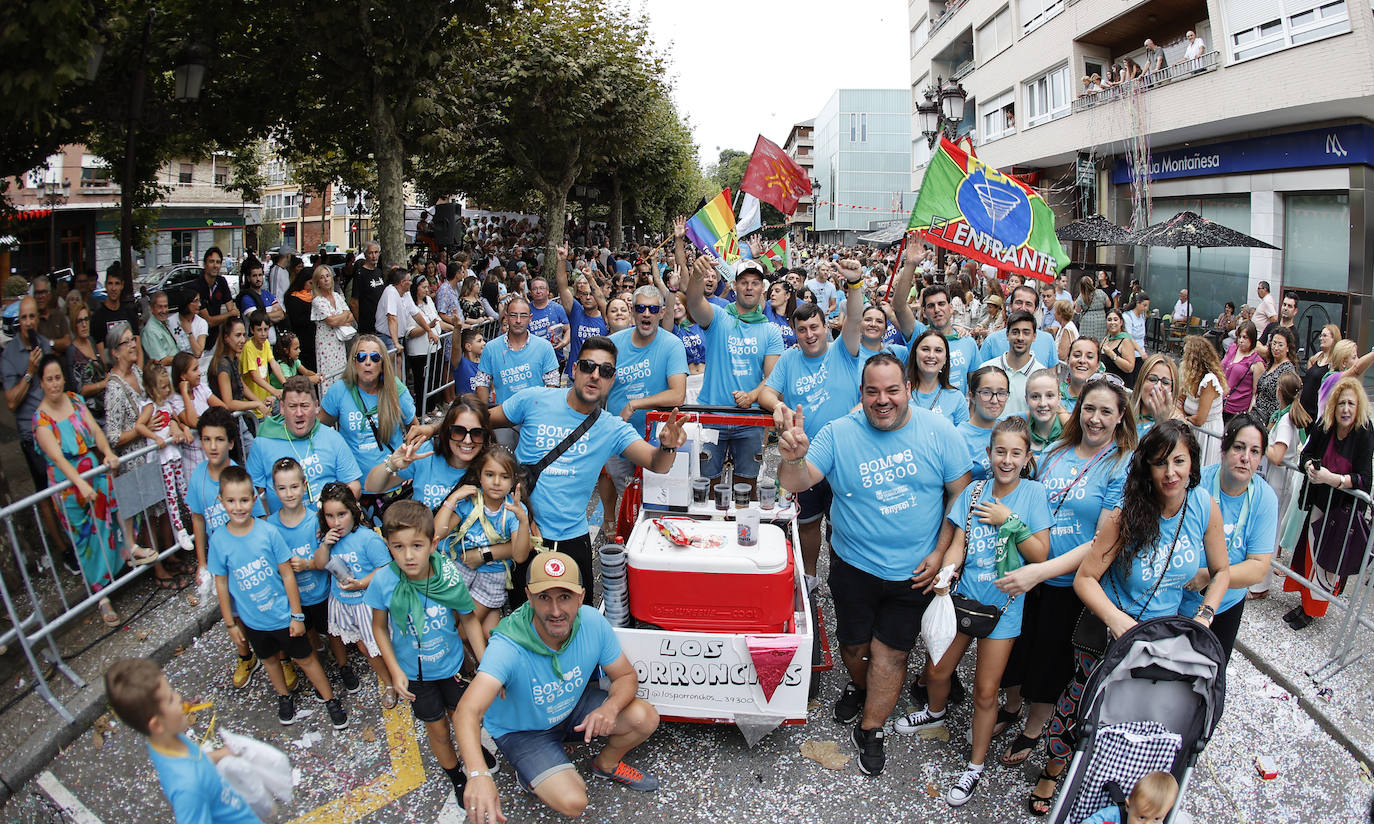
[777,354,971,776]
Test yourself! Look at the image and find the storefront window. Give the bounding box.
[1284,194,1349,293]
[1136,196,1252,323]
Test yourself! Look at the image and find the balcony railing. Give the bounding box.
[1072,51,1219,113]
[929,0,970,37]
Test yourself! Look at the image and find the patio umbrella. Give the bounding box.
[1132,210,1280,310]
[1054,213,1136,245]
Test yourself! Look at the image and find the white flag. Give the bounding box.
[736,192,761,240]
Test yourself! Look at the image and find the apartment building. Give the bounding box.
[813,90,914,246]
[784,120,816,238]
[909,0,1374,346]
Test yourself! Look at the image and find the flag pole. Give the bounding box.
[883,230,911,304]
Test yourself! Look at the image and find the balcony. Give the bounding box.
[1072,50,1219,113]
[929,0,970,38]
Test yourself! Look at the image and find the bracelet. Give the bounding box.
[290,612,305,622]
[784,456,807,466]
[384,454,396,474]
[468,769,492,779]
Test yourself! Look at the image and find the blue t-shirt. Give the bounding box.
[504,388,640,540]
[912,386,969,426]
[207,520,293,632]
[698,305,785,407]
[883,322,914,347]
[807,407,972,580]
[948,479,1052,639]
[479,605,622,739]
[147,735,261,824]
[854,342,909,370]
[707,295,731,309]
[246,425,362,512]
[958,421,997,481]
[763,305,797,348]
[1181,465,1278,615]
[328,528,392,605]
[565,303,608,375]
[268,506,326,606]
[1037,444,1129,586]
[946,334,982,393]
[1104,485,1214,621]
[1081,806,1123,824]
[455,356,480,395]
[979,328,1060,368]
[764,343,860,439]
[396,452,471,510]
[478,334,559,405]
[606,328,688,436]
[187,460,264,537]
[363,564,471,681]
[320,380,417,476]
[527,301,569,345]
[674,323,705,365]
[448,497,518,573]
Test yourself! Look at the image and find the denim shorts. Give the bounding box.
[700,424,764,480]
[493,685,609,789]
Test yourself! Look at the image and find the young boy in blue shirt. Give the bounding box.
[366,500,497,803]
[209,466,346,729]
[105,656,261,824]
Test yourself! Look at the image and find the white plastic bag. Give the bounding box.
[195,567,215,605]
[920,565,958,665]
[216,755,277,820]
[217,727,294,816]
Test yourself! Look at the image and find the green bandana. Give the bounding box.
[1109,331,1131,341]
[492,601,582,680]
[725,302,767,324]
[388,553,475,638]
[255,415,321,441]
[1028,413,1063,448]
[995,514,1033,577]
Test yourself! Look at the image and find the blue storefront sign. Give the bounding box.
[1111,124,1374,185]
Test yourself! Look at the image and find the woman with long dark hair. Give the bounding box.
[1030,420,1229,815]
[284,265,317,372]
[1253,325,1298,428]
[764,281,798,348]
[907,329,966,425]
[1101,308,1140,386]
[1222,321,1264,423]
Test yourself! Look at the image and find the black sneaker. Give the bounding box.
[325,697,348,729]
[483,746,499,773]
[61,550,81,576]
[852,725,887,776]
[278,694,297,726]
[909,671,966,707]
[340,665,361,694]
[833,682,866,725]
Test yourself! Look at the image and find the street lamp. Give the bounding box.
[810,177,822,243]
[173,43,208,103]
[346,191,370,250]
[918,76,967,148]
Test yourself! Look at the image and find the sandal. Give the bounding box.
[98,598,121,627]
[129,545,159,566]
[1001,730,1041,765]
[154,573,192,592]
[992,703,1022,737]
[1028,766,1063,817]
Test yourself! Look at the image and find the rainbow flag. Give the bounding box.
[685,188,740,273]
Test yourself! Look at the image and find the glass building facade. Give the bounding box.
[812,90,914,244]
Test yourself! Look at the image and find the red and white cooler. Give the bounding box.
[624,517,795,633]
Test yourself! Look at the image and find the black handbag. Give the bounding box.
[1072,495,1189,657]
[950,481,1009,639]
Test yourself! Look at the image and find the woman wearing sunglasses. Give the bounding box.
[319,334,421,495]
[365,395,490,511]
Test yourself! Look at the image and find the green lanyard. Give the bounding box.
[1209,470,1254,541]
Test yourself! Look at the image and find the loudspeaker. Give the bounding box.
[432,202,458,247]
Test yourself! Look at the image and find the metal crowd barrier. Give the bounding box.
[1189,420,1374,685]
[409,319,500,419]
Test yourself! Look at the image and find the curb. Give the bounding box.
[0,600,220,804]
[1235,637,1374,769]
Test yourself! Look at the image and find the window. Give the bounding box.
[912,139,932,171]
[1024,64,1071,126]
[912,74,929,110]
[910,16,929,54]
[170,231,195,264]
[178,163,193,185]
[214,171,228,186]
[1018,0,1063,34]
[861,113,868,142]
[979,90,1016,143]
[850,114,857,142]
[975,7,1013,62]
[1223,0,1350,62]
[80,166,113,188]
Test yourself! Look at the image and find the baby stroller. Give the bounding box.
[1048,616,1227,824]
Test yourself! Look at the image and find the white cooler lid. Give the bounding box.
[625,518,788,574]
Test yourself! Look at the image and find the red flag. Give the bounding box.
[740,135,812,216]
[746,635,801,702]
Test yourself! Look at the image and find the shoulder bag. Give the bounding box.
[950,481,1012,639]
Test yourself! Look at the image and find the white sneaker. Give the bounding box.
[175,529,195,551]
[893,705,947,735]
[946,766,982,807]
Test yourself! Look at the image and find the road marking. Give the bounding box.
[35,771,106,824]
[282,692,424,824]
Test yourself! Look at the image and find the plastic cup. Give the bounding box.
[733,483,752,508]
[691,477,711,505]
[714,484,731,511]
[737,506,760,547]
[758,479,777,510]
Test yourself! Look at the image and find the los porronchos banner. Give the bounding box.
[907,136,1070,284]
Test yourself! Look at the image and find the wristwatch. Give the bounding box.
[1193,605,1215,622]
[480,548,495,564]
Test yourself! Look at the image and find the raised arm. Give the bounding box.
[684,256,716,328]
[890,241,925,339]
[554,243,575,313]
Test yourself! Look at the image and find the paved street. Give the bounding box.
[4,578,1370,824]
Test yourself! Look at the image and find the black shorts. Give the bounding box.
[827,551,933,652]
[410,674,467,723]
[1002,582,1082,703]
[19,438,48,490]
[302,600,329,636]
[242,624,313,661]
[796,478,833,525]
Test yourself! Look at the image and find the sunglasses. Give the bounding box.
[1085,372,1126,388]
[448,425,486,443]
[355,352,383,364]
[633,304,662,314]
[575,359,617,379]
